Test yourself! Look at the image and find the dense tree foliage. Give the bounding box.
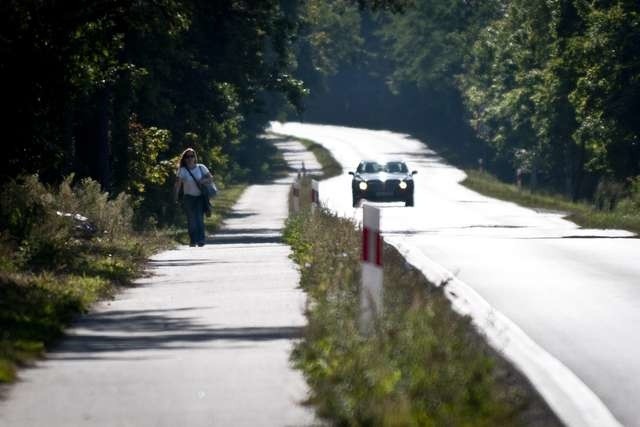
[1,0,307,223]
[459,0,640,197]
[3,0,638,213]
[300,0,640,201]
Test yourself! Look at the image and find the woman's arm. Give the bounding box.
[199,170,213,184]
[173,176,183,202]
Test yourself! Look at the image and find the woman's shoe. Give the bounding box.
[197,242,205,247]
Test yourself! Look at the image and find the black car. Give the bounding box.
[349,160,417,207]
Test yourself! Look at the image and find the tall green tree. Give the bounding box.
[460,0,639,197]
[1,0,308,223]
[570,0,640,181]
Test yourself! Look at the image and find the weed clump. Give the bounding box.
[0,175,167,383]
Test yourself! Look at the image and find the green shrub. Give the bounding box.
[0,174,135,271]
[0,175,74,269]
[594,177,625,211]
[60,177,134,240]
[0,175,67,244]
[617,175,640,214]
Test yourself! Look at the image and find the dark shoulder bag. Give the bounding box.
[185,166,212,216]
[198,165,218,198]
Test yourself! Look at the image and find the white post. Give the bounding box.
[292,180,300,213]
[517,168,523,189]
[360,204,383,334]
[311,179,319,213]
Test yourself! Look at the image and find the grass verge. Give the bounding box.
[0,233,169,384]
[0,191,248,384]
[284,177,560,425]
[463,170,640,234]
[0,171,252,385]
[269,132,343,180]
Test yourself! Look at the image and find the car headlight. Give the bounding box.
[399,180,408,189]
[359,181,368,190]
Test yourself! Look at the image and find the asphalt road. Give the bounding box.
[0,136,320,427]
[271,122,640,427]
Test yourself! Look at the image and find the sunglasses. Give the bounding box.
[185,154,195,159]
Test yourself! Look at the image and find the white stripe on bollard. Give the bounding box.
[360,204,383,334]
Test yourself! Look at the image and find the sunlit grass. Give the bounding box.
[463,170,640,234]
[0,235,163,383]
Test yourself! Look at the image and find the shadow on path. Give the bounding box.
[206,228,283,245]
[148,259,234,267]
[49,307,302,359]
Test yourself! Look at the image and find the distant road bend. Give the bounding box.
[271,121,640,427]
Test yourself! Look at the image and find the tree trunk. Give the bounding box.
[111,71,132,193]
[96,87,111,191]
[572,139,586,201]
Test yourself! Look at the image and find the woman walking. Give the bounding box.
[174,148,214,247]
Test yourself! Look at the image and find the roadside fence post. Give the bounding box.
[292,179,300,213]
[311,179,319,213]
[516,168,523,189]
[360,204,383,335]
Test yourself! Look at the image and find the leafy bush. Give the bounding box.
[617,176,640,214]
[0,175,73,268]
[0,174,171,384]
[0,174,135,270]
[56,175,134,240]
[0,175,63,243]
[594,177,625,211]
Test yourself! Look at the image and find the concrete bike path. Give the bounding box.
[0,136,322,427]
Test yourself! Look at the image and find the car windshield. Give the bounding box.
[358,162,383,173]
[384,162,408,173]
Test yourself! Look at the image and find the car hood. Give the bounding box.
[355,172,412,181]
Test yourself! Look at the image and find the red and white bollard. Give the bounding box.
[360,204,383,334]
[292,180,300,213]
[311,179,319,213]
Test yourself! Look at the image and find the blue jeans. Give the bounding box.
[183,195,206,245]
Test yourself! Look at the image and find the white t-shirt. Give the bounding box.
[178,164,210,196]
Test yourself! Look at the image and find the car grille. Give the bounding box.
[385,179,401,190]
[366,179,401,192]
[365,180,384,192]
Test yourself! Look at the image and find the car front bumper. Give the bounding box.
[352,180,414,201]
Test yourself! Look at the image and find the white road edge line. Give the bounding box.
[385,235,622,427]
